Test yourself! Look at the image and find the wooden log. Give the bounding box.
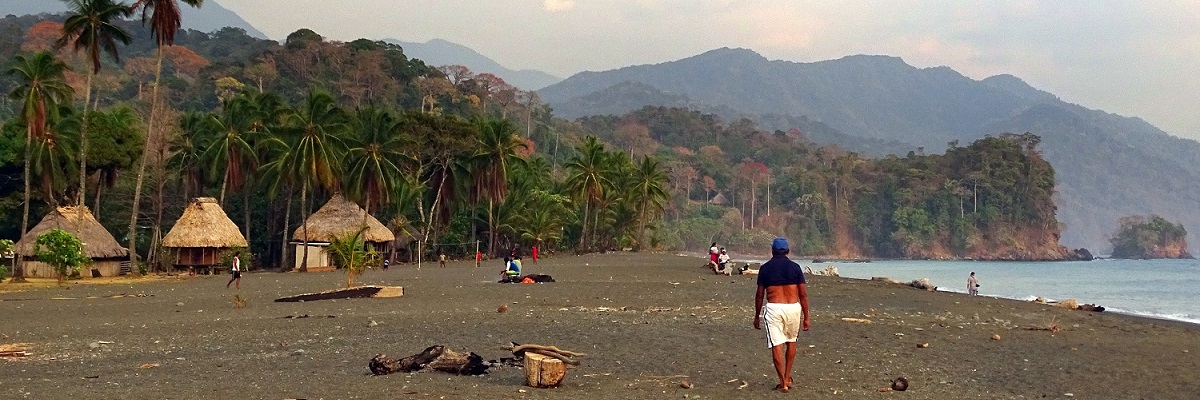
[275,285,403,302]
[524,352,567,388]
[369,345,488,376]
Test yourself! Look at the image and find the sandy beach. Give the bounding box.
[2,252,1198,399]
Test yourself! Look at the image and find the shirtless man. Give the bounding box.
[753,238,810,393]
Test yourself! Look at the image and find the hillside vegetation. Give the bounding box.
[539,48,1200,251]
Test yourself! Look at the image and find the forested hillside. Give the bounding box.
[539,48,1200,251]
[0,8,1087,274]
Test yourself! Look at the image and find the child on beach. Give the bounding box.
[717,248,731,275]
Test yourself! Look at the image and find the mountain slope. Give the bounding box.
[385,38,560,91]
[0,0,268,39]
[539,48,1200,250]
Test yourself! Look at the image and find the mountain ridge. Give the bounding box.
[383,38,561,91]
[538,48,1200,250]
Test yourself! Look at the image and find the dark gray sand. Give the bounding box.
[2,252,1198,399]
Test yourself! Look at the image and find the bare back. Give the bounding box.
[765,284,803,304]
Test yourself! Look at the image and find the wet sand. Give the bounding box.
[2,252,1198,399]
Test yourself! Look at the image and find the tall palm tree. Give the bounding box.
[169,111,207,199]
[471,118,526,255]
[6,51,74,243]
[58,0,133,208]
[630,156,669,250]
[564,136,611,250]
[280,89,347,271]
[31,106,82,206]
[199,96,258,205]
[343,107,405,216]
[128,0,204,273]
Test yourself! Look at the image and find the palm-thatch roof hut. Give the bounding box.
[14,206,129,278]
[162,198,248,273]
[291,194,394,271]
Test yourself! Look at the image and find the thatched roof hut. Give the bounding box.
[292,194,395,243]
[163,198,248,249]
[14,206,128,259]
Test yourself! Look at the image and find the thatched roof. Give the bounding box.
[162,198,249,249]
[292,194,395,243]
[14,206,129,259]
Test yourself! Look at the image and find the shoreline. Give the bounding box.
[709,253,1200,328]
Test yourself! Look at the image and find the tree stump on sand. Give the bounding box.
[524,352,567,387]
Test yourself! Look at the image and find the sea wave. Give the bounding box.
[1102,307,1200,325]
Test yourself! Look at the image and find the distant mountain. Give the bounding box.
[538,47,1200,250]
[0,0,269,39]
[384,38,560,91]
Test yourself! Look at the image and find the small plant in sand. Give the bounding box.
[0,238,12,282]
[327,228,378,288]
[232,294,247,309]
[33,229,90,284]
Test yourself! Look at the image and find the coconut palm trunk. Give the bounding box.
[279,186,292,271]
[78,70,92,207]
[299,182,308,272]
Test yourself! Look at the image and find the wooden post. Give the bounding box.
[524,352,567,388]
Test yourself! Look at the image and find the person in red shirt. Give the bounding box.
[475,251,482,268]
[532,245,539,264]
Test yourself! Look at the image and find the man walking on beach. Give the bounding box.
[226,251,242,289]
[968,272,979,296]
[753,238,810,393]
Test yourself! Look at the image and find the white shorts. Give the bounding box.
[761,303,803,348]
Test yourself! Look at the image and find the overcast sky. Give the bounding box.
[216,0,1200,139]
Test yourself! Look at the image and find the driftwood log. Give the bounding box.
[369,345,488,376]
[275,285,403,302]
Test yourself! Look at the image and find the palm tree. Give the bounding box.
[630,156,669,250]
[564,136,611,250]
[280,89,347,271]
[6,51,74,243]
[31,106,82,206]
[58,0,133,208]
[199,96,258,205]
[169,111,207,199]
[343,107,405,216]
[128,0,204,273]
[471,118,526,255]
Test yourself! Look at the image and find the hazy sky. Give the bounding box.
[214,0,1200,139]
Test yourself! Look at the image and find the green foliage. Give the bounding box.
[327,228,378,288]
[1110,215,1189,259]
[33,228,89,282]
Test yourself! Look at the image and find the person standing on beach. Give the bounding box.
[968,272,979,296]
[226,251,242,289]
[753,238,810,393]
[439,252,447,268]
[532,244,538,264]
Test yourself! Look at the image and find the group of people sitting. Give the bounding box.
[708,242,733,275]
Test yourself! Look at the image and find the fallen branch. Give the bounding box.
[369,345,488,376]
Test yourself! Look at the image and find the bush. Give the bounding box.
[33,229,90,283]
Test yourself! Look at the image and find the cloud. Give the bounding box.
[544,0,575,12]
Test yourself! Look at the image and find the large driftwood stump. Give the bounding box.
[369,345,488,376]
[524,352,567,387]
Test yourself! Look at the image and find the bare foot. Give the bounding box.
[775,383,790,393]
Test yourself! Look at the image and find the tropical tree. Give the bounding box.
[128,0,205,272]
[199,96,258,204]
[471,118,526,255]
[85,106,142,218]
[169,111,206,199]
[279,89,347,271]
[343,107,405,216]
[326,227,377,288]
[629,156,669,249]
[29,106,80,208]
[564,136,611,249]
[57,0,134,207]
[6,51,74,241]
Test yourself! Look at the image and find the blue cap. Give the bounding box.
[772,237,789,251]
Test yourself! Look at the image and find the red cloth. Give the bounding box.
[532,246,538,260]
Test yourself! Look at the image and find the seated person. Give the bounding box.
[500,256,523,283]
[718,248,731,270]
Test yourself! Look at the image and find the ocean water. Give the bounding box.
[745,257,1200,325]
